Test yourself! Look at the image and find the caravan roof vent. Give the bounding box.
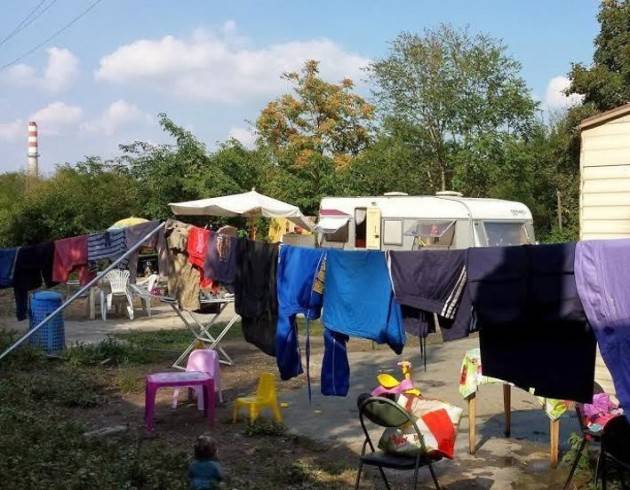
[383,192,408,196]
[435,191,463,197]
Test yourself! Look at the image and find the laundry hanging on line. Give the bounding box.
[52,235,95,287]
[387,249,474,341]
[204,232,238,290]
[13,242,57,321]
[87,228,129,272]
[0,247,18,289]
[164,219,200,312]
[125,219,164,283]
[467,242,595,403]
[321,249,406,397]
[575,239,630,421]
[234,238,279,357]
[275,245,326,394]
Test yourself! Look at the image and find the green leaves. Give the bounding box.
[569,0,630,111]
[369,25,538,193]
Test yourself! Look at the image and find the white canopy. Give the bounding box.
[169,190,313,230]
[315,216,350,233]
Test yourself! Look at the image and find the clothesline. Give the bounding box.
[1,216,628,421]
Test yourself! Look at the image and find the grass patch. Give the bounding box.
[244,419,287,437]
[113,322,244,349]
[0,407,189,490]
[65,336,166,366]
[0,332,192,489]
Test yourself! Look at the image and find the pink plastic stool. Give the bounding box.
[144,371,215,432]
[172,349,223,409]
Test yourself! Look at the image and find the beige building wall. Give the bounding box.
[579,111,630,398]
[581,112,630,240]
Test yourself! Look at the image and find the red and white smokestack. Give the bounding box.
[27,121,39,177]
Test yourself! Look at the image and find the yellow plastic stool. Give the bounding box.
[232,372,283,424]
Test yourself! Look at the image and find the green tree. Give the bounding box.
[569,0,630,112]
[256,60,374,169]
[255,60,375,213]
[2,158,139,245]
[369,25,538,194]
[121,114,270,219]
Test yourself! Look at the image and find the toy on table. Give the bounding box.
[372,361,421,397]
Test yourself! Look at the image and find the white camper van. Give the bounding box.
[317,192,535,250]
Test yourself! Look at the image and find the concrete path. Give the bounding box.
[280,336,578,489]
[0,304,236,344]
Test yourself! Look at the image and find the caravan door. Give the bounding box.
[366,206,381,249]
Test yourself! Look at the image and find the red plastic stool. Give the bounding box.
[144,371,215,431]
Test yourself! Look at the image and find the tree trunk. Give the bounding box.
[556,190,563,231]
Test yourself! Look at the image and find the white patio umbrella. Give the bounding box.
[169,189,313,232]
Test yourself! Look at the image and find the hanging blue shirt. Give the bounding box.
[0,248,18,288]
[322,249,405,352]
[321,249,405,396]
[275,245,326,380]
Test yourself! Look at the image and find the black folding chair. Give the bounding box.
[563,401,603,489]
[355,394,441,490]
[597,415,630,490]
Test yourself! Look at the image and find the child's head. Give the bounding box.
[194,435,217,460]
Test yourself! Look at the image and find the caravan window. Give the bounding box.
[354,208,367,248]
[383,219,403,245]
[483,222,529,246]
[324,222,349,243]
[404,220,456,249]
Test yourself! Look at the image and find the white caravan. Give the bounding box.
[317,192,535,250]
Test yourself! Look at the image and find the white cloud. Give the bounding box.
[0,119,24,142]
[30,102,83,134]
[544,76,584,111]
[80,99,153,136]
[1,47,79,92]
[228,126,257,148]
[95,22,369,103]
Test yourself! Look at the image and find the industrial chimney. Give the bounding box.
[27,121,39,177]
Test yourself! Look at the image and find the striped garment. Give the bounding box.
[87,229,128,270]
[387,249,474,341]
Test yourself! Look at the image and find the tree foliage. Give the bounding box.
[256,60,374,169]
[3,15,629,246]
[369,25,538,193]
[0,158,139,246]
[120,114,269,219]
[569,0,630,112]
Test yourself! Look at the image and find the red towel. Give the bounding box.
[52,235,95,285]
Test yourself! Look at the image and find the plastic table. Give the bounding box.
[144,371,215,431]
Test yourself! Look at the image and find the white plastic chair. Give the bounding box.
[172,349,223,409]
[128,273,159,317]
[100,269,134,320]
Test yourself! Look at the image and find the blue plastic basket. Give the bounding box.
[29,291,65,353]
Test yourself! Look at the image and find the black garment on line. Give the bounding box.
[13,242,57,321]
[388,249,474,341]
[467,242,595,403]
[234,238,279,357]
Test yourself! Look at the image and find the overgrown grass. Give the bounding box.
[244,419,287,437]
[0,330,357,489]
[113,322,244,348]
[0,332,191,489]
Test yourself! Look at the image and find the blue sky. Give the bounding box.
[0,0,600,173]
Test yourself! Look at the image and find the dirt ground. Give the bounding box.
[0,294,598,489]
